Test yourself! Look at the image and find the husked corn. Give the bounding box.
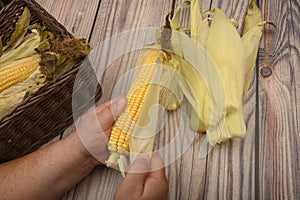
[0,55,40,93]
[108,50,159,153]
[106,49,160,166]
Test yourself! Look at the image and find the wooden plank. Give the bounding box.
[257,0,300,199]
[88,0,174,45]
[35,0,100,39]
[288,2,300,198]
[62,0,174,199]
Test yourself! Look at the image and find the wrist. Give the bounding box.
[65,132,99,169]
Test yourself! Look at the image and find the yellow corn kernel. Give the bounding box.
[0,55,40,93]
[106,49,160,167]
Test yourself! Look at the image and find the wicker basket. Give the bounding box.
[0,0,102,163]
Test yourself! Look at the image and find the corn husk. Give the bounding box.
[2,7,31,52]
[169,1,190,31]
[190,0,209,47]
[206,8,244,112]
[242,0,262,36]
[0,29,40,69]
[205,8,245,142]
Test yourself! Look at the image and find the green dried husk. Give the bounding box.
[38,37,91,80]
[0,29,40,69]
[3,7,31,51]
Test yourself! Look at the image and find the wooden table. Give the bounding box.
[36,0,300,199]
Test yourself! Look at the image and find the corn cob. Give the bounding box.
[106,49,162,167]
[0,55,40,93]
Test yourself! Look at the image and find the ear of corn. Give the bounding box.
[180,57,213,134]
[203,8,245,142]
[206,8,244,112]
[181,7,246,143]
[0,55,40,93]
[106,49,162,171]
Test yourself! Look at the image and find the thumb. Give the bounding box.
[96,96,127,132]
[117,155,151,197]
[125,154,151,181]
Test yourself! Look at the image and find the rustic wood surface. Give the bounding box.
[36,0,300,199]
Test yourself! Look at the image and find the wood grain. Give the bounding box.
[257,0,300,199]
[36,0,100,39]
[288,1,300,197]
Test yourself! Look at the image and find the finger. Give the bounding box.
[96,96,127,132]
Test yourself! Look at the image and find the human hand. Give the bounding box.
[114,153,168,200]
[75,95,127,166]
